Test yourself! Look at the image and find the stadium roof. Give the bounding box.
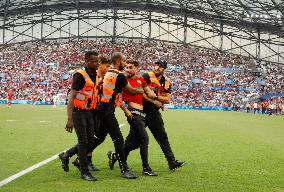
[0,0,283,64]
[0,0,283,35]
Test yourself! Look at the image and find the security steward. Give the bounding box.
[65,56,111,172]
[107,60,158,176]
[75,56,111,171]
[92,52,144,179]
[142,60,187,171]
[58,51,99,181]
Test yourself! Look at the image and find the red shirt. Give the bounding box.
[7,92,14,100]
[122,75,145,105]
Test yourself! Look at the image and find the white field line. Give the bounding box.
[5,120,19,122]
[0,123,125,187]
[0,154,58,187]
[119,123,125,128]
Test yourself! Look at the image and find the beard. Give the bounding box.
[127,73,135,78]
[154,70,161,76]
[118,64,124,71]
[88,65,98,74]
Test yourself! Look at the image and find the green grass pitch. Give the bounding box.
[0,105,284,192]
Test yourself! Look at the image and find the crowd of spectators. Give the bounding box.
[242,97,284,115]
[0,39,283,108]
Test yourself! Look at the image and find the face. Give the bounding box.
[99,63,111,76]
[125,63,138,78]
[118,54,126,71]
[154,64,166,76]
[86,55,100,71]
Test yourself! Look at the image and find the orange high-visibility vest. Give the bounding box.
[92,75,101,109]
[100,68,122,107]
[73,68,95,110]
[147,71,171,96]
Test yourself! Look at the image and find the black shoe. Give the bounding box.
[72,158,80,171]
[169,160,187,171]
[121,170,138,179]
[107,151,117,170]
[81,172,97,181]
[88,162,100,171]
[73,157,100,172]
[58,152,69,172]
[142,166,158,176]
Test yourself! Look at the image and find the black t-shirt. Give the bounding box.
[114,73,128,93]
[71,67,96,91]
[142,72,171,112]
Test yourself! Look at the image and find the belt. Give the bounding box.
[73,107,92,112]
[128,108,146,117]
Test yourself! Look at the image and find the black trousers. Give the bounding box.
[246,107,250,113]
[144,109,175,164]
[125,111,149,167]
[91,109,128,173]
[66,110,102,158]
[72,110,95,174]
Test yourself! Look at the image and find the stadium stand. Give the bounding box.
[0,40,283,113]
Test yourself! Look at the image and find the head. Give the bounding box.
[112,52,126,71]
[153,60,167,76]
[98,56,111,76]
[125,60,139,78]
[85,51,99,72]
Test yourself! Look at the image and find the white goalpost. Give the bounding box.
[54,93,67,106]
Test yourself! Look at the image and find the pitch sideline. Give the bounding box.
[0,123,125,187]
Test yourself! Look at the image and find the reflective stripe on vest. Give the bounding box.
[104,83,116,89]
[92,75,100,109]
[147,71,171,96]
[75,93,86,100]
[147,71,161,94]
[101,68,122,107]
[73,69,95,110]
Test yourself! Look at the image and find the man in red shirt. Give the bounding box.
[107,60,158,176]
[7,90,14,108]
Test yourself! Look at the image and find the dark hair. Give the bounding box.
[85,51,98,61]
[126,59,139,67]
[154,60,167,69]
[100,56,111,64]
[112,52,122,64]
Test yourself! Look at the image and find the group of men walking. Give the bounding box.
[58,51,186,181]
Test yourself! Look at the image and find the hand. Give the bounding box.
[137,87,144,94]
[65,118,74,133]
[153,100,163,108]
[124,109,133,120]
[141,82,146,89]
[146,90,156,99]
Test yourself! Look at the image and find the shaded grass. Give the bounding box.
[0,105,284,191]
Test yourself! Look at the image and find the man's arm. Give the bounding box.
[143,86,156,99]
[118,73,144,95]
[65,89,77,133]
[124,82,144,94]
[140,75,156,98]
[142,93,163,108]
[120,102,133,119]
[155,93,171,104]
